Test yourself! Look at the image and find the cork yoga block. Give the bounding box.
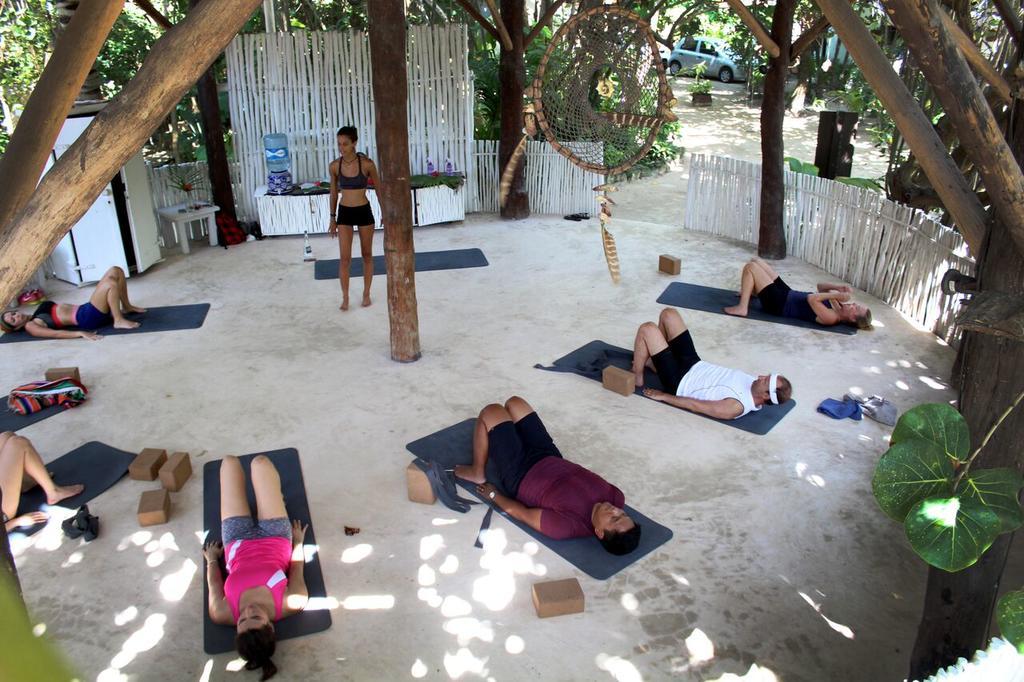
[407,462,436,505]
[602,365,635,397]
[659,254,681,275]
[45,367,80,383]
[137,489,171,526]
[159,452,192,492]
[130,449,168,481]
[532,578,585,618]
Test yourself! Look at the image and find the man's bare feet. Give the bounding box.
[46,483,83,505]
[6,511,48,530]
[361,294,372,307]
[643,387,668,401]
[723,305,748,317]
[113,319,140,329]
[454,464,485,484]
[126,305,147,314]
[340,297,350,311]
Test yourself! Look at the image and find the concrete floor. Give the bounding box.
[6,84,1020,682]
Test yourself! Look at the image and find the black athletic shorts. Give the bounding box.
[487,412,563,498]
[651,329,702,394]
[336,202,375,227]
[757,276,791,316]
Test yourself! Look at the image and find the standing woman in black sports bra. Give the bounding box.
[328,126,382,311]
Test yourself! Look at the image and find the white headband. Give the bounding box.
[769,373,780,405]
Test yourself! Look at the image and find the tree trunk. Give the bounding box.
[190,0,238,221]
[812,0,988,254]
[0,1,124,235]
[367,0,422,363]
[757,0,795,258]
[0,0,264,308]
[907,78,1024,682]
[499,0,529,219]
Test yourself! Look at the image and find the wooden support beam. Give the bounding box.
[367,0,422,363]
[483,0,515,50]
[883,0,1024,259]
[791,15,830,61]
[0,1,124,236]
[938,7,1013,104]
[452,0,501,43]
[992,0,1024,50]
[723,0,780,58]
[812,0,987,254]
[0,0,264,307]
[134,0,173,29]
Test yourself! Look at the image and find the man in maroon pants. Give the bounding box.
[455,396,641,555]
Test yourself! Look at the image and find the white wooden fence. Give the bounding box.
[147,160,246,214]
[225,25,475,223]
[684,154,974,340]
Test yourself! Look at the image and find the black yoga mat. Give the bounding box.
[202,449,331,654]
[0,400,75,432]
[313,248,488,279]
[10,441,135,537]
[535,340,796,435]
[407,419,673,581]
[656,282,857,335]
[0,304,211,344]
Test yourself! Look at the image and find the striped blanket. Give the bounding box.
[8,378,88,415]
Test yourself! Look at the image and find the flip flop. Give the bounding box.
[83,515,99,542]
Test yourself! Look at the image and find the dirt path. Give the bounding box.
[616,78,890,226]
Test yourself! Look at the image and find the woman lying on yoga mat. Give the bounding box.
[0,432,83,531]
[723,257,872,329]
[204,455,308,681]
[327,125,382,311]
[454,396,642,555]
[0,266,145,339]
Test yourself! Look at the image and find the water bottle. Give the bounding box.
[426,158,435,175]
[303,230,314,262]
[444,158,454,176]
[263,133,290,173]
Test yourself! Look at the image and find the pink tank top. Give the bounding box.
[224,537,292,622]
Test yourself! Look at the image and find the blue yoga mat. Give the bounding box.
[406,419,673,581]
[313,248,488,279]
[656,282,857,335]
[535,340,796,435]
[0,400,76,432]
[0,304,211,344]
[202,449,331,654]
[10,441,136,537]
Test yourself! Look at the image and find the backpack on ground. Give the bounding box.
[8,378,88,415]
[216,213,246,248]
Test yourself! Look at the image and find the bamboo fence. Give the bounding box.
[685,154,974,340]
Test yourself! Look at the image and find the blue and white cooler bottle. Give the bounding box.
[263,133,293,195]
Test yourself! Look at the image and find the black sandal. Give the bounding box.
[83,514,99,542]
[563,212,590,221]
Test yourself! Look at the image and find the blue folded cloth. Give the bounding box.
[817,397,863,420]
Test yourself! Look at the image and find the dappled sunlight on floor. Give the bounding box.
[597,652,645,682]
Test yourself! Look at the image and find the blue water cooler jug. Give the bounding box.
[263,133,293,194]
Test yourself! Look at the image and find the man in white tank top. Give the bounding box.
[631,308,792,420]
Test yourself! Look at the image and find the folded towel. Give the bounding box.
[844,393,898,426]
[817,397,863,420]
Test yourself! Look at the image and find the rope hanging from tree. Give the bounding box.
[502,4,676,282]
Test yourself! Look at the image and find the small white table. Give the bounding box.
[156,203,220,254]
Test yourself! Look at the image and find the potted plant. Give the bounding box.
[166,165,205,209]
[689,61,712,107]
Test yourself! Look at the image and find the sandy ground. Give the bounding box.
[4,82,1020,682]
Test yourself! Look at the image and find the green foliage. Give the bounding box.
[891,403,970,464]
[0,0,55,154]
[785,157,819,176]
[94,9,161,99]
[904,496,1001,572]
[0,572,77,681]
[958,469,1024,533]
[688,62,711,95]
[872,439,955,522]
[834,176,884,192]
[409,173,465,190]
[997,589,1024,653]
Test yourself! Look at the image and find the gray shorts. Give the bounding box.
[222,516,290,545]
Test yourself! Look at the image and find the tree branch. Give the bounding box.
[452,0,501,42]
[483,0,514,50]
[526,0,569,45]
[722,0,780,58]
[991,0,1024,50]
[790,14,829,61]
[134,0,173,29]
[938,6,1012,104]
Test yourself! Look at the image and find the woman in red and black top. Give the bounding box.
[455,396,641,555]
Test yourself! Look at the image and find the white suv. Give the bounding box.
[667,36,746,83]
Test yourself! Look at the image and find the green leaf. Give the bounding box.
[904,496,1001,572]
[872,440,956,521]
[997,589,1024,653]
[891,403,970,463]
[835,176,884,192]
[959,469,1024,533]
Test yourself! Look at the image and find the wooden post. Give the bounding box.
[367,0,422,363]
[0,1,124,235]
[0,0,264,307]
[190,0,238,221]
[723,0,781,58]
[757,0,796,258]
[882,0,1024,266]
[811,0,988,255]
[937,8,1012,105]
[499,0,529,219]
